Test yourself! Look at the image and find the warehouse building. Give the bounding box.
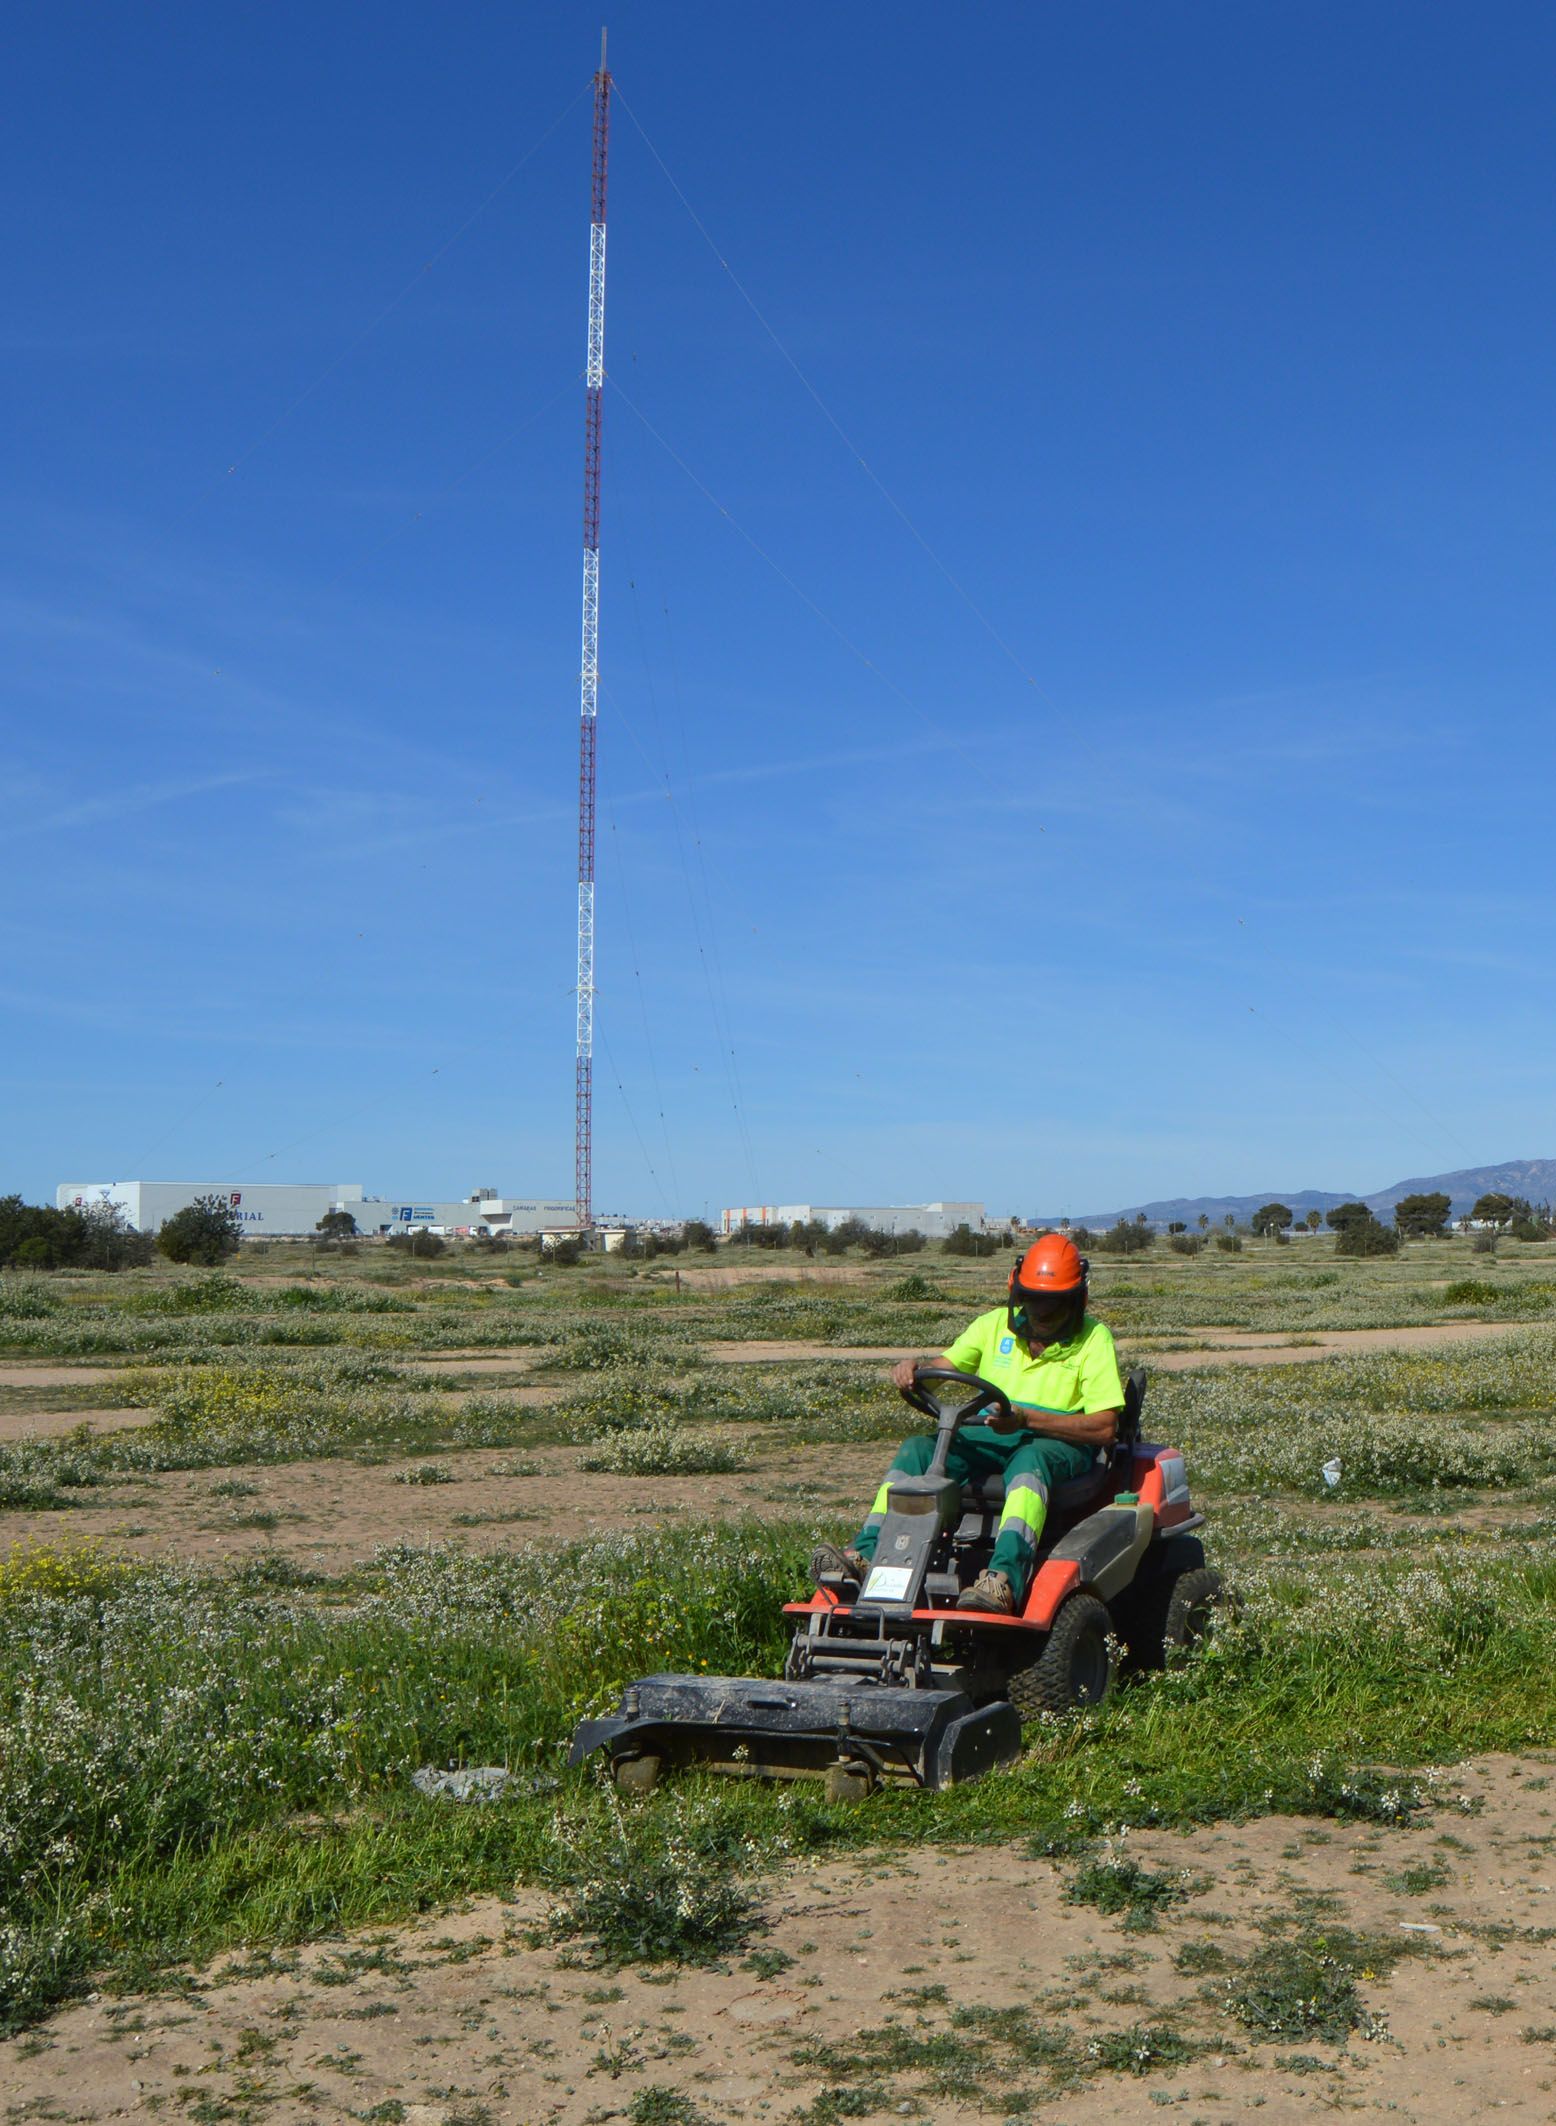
[720,1201,984,1240]
[57,1180,577,1239]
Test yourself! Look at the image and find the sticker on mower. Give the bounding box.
[862,1565,913,1600]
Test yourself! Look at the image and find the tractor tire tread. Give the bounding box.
[1008,1591,1115,1720]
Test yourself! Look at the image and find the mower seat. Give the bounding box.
[952,1373,1145,1533]
[959,1454,1112,1521]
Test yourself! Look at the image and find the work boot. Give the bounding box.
[810,1543,867,1589]
[957,1569,1017,1615]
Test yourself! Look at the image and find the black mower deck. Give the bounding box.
[567,1671,1020,1790]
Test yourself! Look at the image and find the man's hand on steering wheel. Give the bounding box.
[894,1361,1020,1433]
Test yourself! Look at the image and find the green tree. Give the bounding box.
[680,1219,717,1253]
[1305,1209,1322,1232]
[1167,1221,1187,1235]
[316,1209,358,1240]
[1393,1191,1451,1239]
[1326,1202,1374,1236]
[156,1195,243,1267]
[1251,1202,1294,1238]
[0,1195,89,1268]
[1472,1192,1518,1228]
[76,1199,153,1269]
[1197,1214,1210,1232]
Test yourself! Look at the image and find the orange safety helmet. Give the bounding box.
[1008,1232,1088,1349]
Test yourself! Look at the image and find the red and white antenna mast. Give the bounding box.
[575,30,611,1231]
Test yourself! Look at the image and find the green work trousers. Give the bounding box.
[854,1429,1096,1603]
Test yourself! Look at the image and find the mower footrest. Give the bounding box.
[569,1673,1021,1790]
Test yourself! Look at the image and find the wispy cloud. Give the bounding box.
[0,771,259,842]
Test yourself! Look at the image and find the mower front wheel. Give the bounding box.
[1008,1592,1115,1720]
[612,1752,662,1795]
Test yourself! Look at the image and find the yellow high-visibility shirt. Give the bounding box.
[941,1307,1124,1417]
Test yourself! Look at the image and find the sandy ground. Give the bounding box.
[4,1753,1555,2123]
[0,1436,890,1569]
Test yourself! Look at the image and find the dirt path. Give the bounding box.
[5,1752,1553,2123]
[0,1362,116,1388]
[706,1319,1523,1368]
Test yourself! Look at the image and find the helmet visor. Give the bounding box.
[1011,1283,1081,1346]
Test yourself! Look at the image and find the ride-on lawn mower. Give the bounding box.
[570,1364,1221,1797]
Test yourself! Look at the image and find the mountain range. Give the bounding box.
[1038,1157,1556,1231]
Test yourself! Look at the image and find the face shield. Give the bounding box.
[1009,1280,1084,1350]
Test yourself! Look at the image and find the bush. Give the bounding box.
[942,1222,999,1258]
[1097,1220,1154,1256]
[0,1278,54,1320]
[0,1195,150,1272]
[76,1200,153,1270]
[1444,1279,1500,1306]
[578,1423,746,1476]
[1065,1854,1191,1931]
[536,1797,767,1965]
[1215,1232,1243,1253]
[156,1196,242,1267]
[1334,1217,1400,1258]
[1221,1932,1386,2044]
[1472,1232,1498,1255]
[1168,1235,1201,1256]
[885,1272,943,1301]
[1510,1218,1551,1244]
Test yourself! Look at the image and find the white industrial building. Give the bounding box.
[721,1201,985,1240]
[57,1181,577,1240]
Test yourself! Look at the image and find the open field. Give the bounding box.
[0,1232,1554,2119]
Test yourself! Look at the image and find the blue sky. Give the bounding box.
[5,2,1554,1221]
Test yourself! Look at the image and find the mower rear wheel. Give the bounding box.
[1162,1567,1224,1660]
[612,1752,662,1795]
[1115,1536,1213,1672]
[1007,1592,1115,1720]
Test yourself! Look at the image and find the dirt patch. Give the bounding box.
[0,1363,117,1389]
[7,1753,1555,2122]
[0,1405,152,1444]
[0,1437,888,1571]
[643,1262,874,1290]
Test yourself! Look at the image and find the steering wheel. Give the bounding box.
[899,1363,1013,1431]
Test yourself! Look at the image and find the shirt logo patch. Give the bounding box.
[999,1335,1014,1355]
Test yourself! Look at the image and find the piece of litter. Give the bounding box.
[1321,1457,1342,1488]
[1399,1921,1441,1933]
[411,1765,511,1803]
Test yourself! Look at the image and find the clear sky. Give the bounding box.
[5,2,1554,1221]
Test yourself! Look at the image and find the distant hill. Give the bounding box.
[1038,1157,1556,1231]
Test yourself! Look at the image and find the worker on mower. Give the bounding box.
[812,1233,1124,1615]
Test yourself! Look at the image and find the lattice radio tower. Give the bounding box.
[575,33,611,1230]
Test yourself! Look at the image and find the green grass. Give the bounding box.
[3,1235,1556,2038]
[0,1504,1551,2030]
